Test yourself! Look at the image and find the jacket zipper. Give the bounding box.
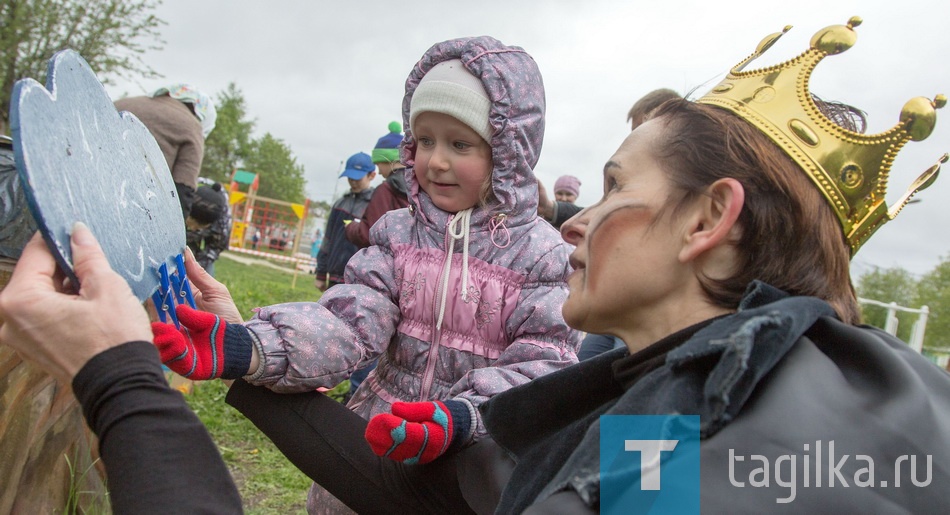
[419,214,454,401]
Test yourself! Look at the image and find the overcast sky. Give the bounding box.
[104,0,950,279]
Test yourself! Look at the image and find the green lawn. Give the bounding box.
[183,256,348,514]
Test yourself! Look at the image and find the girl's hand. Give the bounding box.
[151,305,254,380]
[365,401,469,464]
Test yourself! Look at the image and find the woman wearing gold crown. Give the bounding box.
[2,17,949,514]
[475,96,950,513]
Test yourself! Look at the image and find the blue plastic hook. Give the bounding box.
[158,263,180,329]
[175,253,196,309]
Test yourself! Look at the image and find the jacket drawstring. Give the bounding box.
[489,214,511,248]
[437,207,473,330]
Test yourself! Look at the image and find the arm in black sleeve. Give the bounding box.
[225,378,473,514]
[73,341,243,514]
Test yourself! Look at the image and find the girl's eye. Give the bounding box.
[418,137,433,147]
[453,141,470,150]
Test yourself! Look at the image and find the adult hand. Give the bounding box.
[0,224,151,383]
[183,247,243,323]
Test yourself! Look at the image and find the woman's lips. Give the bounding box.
[569,255,584,270]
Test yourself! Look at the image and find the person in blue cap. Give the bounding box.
[315,152,376,291]
[341,122,408,403]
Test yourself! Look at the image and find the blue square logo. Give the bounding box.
[600,415,700,514]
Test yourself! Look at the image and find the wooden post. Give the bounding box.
[0,257,108,513]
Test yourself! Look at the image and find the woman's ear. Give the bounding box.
[679,178,744,263]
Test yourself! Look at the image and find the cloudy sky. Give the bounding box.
[104,0,950,279]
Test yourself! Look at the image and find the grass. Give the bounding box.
[62,453,109,514]
[219,257,320,312]
[183,256,348,514]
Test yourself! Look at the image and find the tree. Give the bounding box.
[855,266,919,342]
[916,255,950,351]
[0,0,165,134]
[201,82,254,183]
[243,133,306,203]
[198,83,307,202]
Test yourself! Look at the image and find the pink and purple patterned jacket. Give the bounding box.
[243,36,580,442]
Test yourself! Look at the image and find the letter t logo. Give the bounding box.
[624,439,679,490]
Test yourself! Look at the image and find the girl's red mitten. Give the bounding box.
[151,305,253,380]
[365,400,471,464]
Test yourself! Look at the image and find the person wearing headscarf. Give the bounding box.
[114,83,217,218]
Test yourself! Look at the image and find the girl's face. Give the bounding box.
[413,112,492,213]
[559,119,693,340]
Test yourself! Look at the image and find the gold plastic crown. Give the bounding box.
[697,16,947,256]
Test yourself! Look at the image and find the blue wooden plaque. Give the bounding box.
[10,49,185,302]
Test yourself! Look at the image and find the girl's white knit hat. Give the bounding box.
[409,59,492,143]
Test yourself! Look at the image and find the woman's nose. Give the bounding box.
[560,207,589,245]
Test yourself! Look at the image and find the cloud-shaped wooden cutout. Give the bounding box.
[11,49,185,302]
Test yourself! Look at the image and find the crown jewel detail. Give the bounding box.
[696,16,946,256]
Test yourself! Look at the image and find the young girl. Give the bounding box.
[153,35,579,511]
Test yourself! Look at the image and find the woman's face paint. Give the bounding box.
[560,119,692,337]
